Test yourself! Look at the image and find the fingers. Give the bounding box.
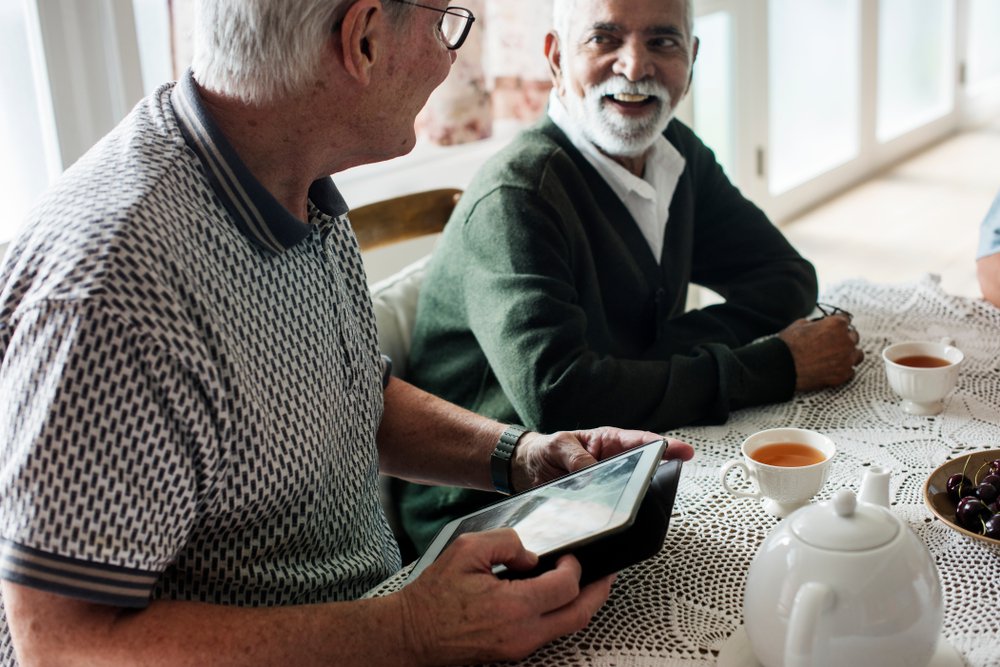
[783,311,867,391]
[663,438,695,461]
[445,528,536,573]
[568,426,667,460]
[408,541,609,663]
[506,556,613,645]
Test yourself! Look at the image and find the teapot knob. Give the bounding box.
[832,489,857,517]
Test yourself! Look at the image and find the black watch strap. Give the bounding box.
[490,424,527,495]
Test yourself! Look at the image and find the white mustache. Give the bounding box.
[590,77,670,101]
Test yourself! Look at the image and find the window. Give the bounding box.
[967,0,1000,91]
[131,0,173,95]
[692,11,736,183]
[767,0,861,195]
[876,0,955,142]
[0,2,58,245]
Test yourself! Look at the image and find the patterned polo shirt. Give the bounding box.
[0,70,400,662]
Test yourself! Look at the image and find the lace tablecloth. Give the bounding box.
[371,275,1000,667]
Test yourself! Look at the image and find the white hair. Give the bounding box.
[192,0,410,106]
[552,0,694,41]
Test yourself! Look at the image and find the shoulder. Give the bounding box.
[457,120,590,218]
[470,122,568,189]
[663,118,717,163]
[0,86,212,316]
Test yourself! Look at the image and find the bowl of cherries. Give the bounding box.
[924,449,1000,550]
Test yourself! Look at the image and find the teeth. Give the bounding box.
[612,93,649,103]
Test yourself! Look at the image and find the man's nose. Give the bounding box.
[612,40,654,81]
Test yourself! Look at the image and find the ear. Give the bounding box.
[544,31,565,95]
[338,0,383,85]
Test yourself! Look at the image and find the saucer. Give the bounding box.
[717,625,963,667]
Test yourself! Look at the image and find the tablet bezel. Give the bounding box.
[407,438,667,582]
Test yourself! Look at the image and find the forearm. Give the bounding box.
[978,254,1000,308]
[377,376,505,490]
[3,581,419,667]
[503,338,794,433]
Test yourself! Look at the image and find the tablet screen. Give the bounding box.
[442,448,644,556]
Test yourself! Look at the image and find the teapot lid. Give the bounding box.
[790,489,898,551]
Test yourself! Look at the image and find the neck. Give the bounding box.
[195,81,379,223]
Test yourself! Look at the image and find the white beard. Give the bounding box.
[564,76,675,158]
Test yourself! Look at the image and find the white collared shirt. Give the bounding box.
[547,91,686,264]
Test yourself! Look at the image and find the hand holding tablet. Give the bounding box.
[408,439,683,585]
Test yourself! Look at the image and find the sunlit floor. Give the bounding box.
[781,119,1000,300]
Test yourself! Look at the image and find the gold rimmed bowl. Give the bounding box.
[924,449,1000,551]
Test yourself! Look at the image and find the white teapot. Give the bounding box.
[742,466,943,667]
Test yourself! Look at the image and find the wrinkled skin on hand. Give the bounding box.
[397,529,615,666]
[393,430,693,664]
[511,428,695,494]
[778,313,864,392]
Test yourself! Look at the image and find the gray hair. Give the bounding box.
[192,0,411,105]
[552,0,694,42]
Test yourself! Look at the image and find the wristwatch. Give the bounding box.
[490,424,527,495]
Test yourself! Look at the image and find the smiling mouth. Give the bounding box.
[605,93,657,108]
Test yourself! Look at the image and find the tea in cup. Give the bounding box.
[882,341,963,416]
[720,428,835,518]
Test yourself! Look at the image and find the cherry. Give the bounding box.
[979,483,999,505]
[984,514,1000,540]
[982,474,1000,489]
[956,497,992,531]
[947,474,973,503]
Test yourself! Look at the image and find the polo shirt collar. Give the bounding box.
[171,69,348,253]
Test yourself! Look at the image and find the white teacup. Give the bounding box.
[720,428,836,518]
[882,341,963,416]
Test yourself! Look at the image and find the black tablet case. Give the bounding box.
[498,458,683,585]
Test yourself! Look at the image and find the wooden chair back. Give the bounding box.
[349,188,462,252]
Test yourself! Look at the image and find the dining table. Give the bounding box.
[369,273,1000,667]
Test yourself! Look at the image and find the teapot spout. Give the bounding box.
[859,465,891,508]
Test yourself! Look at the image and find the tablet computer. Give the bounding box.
[407,439,682,585]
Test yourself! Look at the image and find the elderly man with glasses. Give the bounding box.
[0,1,695,664]
[396,0,864,553]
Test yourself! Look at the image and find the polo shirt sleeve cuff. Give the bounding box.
[0,539,159,609]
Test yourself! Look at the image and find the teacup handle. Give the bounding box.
[720,460,760,499]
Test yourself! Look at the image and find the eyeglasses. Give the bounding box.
[394,0,475,50]
[813,302,854,320]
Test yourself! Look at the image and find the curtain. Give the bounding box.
[416,0,554,145]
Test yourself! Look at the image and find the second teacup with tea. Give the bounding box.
[882,340,963,416]
[721,428,835,518]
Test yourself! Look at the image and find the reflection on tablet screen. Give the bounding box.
[444,450,642,555]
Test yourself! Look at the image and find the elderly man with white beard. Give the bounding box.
[395,0,863,553]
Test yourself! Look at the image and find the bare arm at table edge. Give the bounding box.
[978,253,1000,308]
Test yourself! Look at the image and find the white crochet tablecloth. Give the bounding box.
[371,275,1000,667]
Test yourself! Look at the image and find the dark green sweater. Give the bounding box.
[398,118,816,552]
